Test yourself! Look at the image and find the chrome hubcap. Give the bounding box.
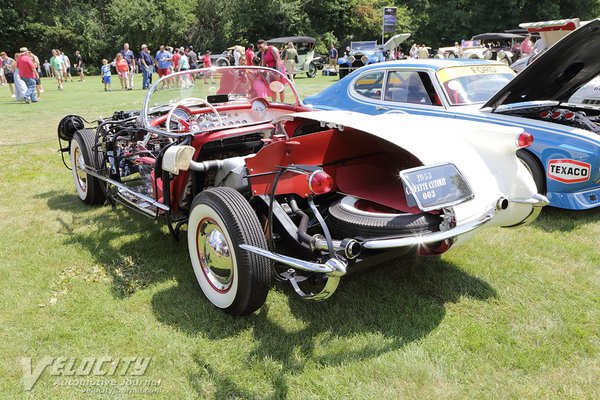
[73,146,87,191]
[197,219,233,292]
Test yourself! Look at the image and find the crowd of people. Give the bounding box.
[2,34,540,103]
[0,38,307,102]
[1,48,47,103]
[1,46,86,103]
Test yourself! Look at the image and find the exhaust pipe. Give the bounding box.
[312,235,362,260]
[287,197,361,260]
[496,197,509,210]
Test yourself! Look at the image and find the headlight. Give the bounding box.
[361,55,369,64]
[348,56,355,63]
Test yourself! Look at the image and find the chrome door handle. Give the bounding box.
[375,106,389,111]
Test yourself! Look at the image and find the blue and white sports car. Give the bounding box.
[305,19,600,210]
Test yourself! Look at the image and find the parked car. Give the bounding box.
[511,18,580,73]
[338,34,410,79]
[311,53,327,70]
[267,36,319,78]
[569,75,600,106]
[57,66,545,315]
[338,41,384,79]
[210,50,233,67]
[438,33,521,64]
[304,19,600,211]
[512,19,600,107]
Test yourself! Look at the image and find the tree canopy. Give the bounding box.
[1,0,598,61]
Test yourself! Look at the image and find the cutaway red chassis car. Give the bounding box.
[58,67,545,315]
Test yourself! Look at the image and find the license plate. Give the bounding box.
[400,163,474,211]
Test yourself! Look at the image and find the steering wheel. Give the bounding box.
[166,97,224,133]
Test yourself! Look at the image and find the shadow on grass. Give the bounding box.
[36,190,191,299]
[39,190,497,398]
[153,253,496,398]
[531,206,600,233]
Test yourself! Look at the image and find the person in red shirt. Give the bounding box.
[16,48,38,103]
[172,49,181,72]
[202,50,214,84]
[114,52,130,90]
[245,44,255,66]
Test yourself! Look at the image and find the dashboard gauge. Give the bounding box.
[172,107,191,122]
[169,107,191,132]
[251,99,268,112]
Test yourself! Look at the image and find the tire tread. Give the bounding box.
[328,197,442,238]
[73,129,106,205]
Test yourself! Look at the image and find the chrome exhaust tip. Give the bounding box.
[340,238,361,260]
[496,197,509,210]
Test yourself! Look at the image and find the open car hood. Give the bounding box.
[383,33,411,51]
[484,18,600,109]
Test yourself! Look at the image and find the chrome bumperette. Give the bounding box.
[510,193,550,206]
[505,193,549,226]
[242,210,496,265]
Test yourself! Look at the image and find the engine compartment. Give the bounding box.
[499,104,600,133]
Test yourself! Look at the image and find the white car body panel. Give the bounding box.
[277,111,541,237]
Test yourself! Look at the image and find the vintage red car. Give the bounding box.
[58,66,545,315]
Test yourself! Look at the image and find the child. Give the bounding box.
[101,59,111,91]
[115,53,129,90]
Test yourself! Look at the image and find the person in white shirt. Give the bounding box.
[61,51,73,81]
[233,46,242,66]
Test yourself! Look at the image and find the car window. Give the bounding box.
[384,71,436,105]
[437,65,515,105]
[353,71,385,100]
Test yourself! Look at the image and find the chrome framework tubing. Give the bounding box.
[239,244,347,276]
[83,167,170,212]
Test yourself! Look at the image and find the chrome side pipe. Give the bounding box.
[83,166,170,211]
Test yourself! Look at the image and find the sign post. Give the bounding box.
[383,7,397,45]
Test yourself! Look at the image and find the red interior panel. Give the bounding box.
[246,127,423,213]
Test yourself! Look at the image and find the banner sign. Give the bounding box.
[383,7,397,33]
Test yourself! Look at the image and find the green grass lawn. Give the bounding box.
[0,73,599,399]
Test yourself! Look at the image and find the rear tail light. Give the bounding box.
[539,110,551,119]
[563,111,575,121]
[517,132,534,148]
[551,111,563,120]
[308,170,334,195]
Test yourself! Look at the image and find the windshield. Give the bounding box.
[142,67,300,134]
[437,65,515,106]
[351,41,379,52]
